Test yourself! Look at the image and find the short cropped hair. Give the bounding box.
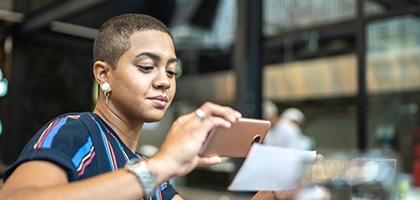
[93,13,172,69]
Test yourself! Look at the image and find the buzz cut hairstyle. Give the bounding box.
[93,13,172,69]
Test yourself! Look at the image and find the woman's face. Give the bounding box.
[107,30,177,123]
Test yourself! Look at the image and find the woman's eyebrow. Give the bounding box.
[136,51,178,64]
[136,51,161,61]
[168,58,179,64]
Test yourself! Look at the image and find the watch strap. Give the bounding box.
[124,158,157,198]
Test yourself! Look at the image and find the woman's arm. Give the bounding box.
[0,160,146,200]
[172,194,184,200]
[0,102,241,200]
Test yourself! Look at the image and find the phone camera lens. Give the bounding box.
[251,135,261,144]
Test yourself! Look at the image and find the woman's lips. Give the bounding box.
[149,96,168,107]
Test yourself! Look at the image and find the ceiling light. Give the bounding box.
[49,21,98,39]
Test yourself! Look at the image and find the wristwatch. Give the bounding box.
[124,158,157,198]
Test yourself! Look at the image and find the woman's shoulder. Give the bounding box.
[54,111,93,120]
[48,112,96,126]
[35,112,96,140]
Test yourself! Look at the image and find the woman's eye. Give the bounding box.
[166,70,178,78]
[138,66,154,72]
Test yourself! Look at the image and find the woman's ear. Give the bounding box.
[93,61,110,84]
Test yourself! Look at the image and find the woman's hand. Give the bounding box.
[148,102,242,183]
[251,190,298,200]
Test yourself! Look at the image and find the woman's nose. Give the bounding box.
[153,70,171,89]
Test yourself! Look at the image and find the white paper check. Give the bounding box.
[228,143,316,191]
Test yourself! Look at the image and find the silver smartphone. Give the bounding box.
[199,118,271,158]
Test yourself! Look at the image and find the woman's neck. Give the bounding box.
[93,104,143,152]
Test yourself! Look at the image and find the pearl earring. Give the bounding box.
[101,83,110,104]
[101,82,110,92]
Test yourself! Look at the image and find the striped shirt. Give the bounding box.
[4,112,178,200]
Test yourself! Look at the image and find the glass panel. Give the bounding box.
[365,0,420,17]
[367,14,420,174]
[263,0,385,36]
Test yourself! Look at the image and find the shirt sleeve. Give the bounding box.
[160,182,179,199]
[3,114,91,181]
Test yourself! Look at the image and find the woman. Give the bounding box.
[0,13,302,200]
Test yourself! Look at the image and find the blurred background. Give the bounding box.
[0,0,420,199]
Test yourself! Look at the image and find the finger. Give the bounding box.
[198,102,242,123]
[197,156,222,166]
[197,114,240,131]
[273,190,297,200]
[315,154,324,161]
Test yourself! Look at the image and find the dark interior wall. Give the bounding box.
[0,33,94,164]
[0,0,177,167]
